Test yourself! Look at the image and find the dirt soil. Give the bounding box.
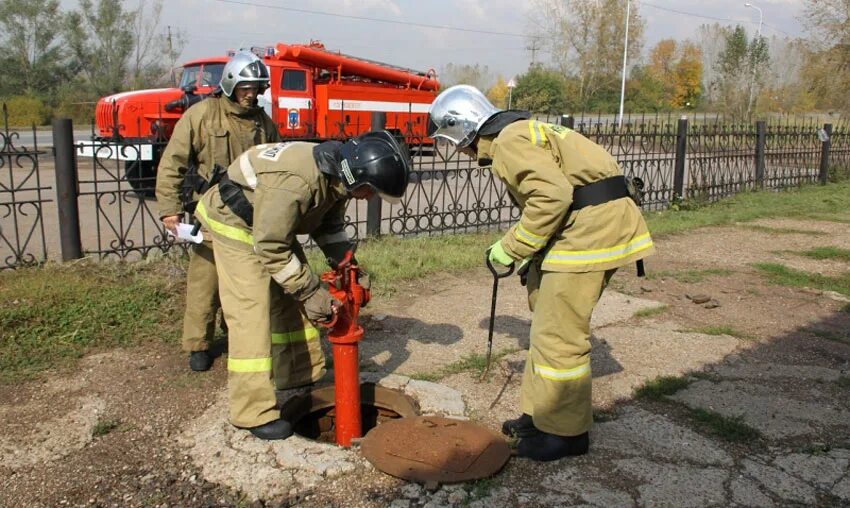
[2,217,850,507]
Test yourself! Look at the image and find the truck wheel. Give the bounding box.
[124,160,157,199]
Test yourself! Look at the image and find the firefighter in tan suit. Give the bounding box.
[429,85,655,461]
[195,131,410,439]
[156,52,280,372]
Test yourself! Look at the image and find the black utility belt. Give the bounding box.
[570,175,631,211]
[219,173,255,227]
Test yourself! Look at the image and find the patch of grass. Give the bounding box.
[0,261,182,383]
[842,303,850,315]
[92,417,120,437]
[648,268,734,283]
[409,347,520,382]
[753,263,850,297]
[838,376,850,389]
[690,325,751,339]
[799,246,850,262]
[690,408,761,442]
[593,408,618,422]
[634,375,690,400]
[307,232,501,297]
[645,180,850,237]
[741,224,827,236]
[466,477,497,502]
[633,305,668,319]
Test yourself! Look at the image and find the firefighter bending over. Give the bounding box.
[428,85,655,461]
[194,131,410,439]
[156,51,280,372]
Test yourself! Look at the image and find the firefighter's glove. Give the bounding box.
[487,240,514,267]
[303,286,338,325]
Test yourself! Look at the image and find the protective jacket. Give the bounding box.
[479,119,654,273]
[156,96,279,218]
[195,141,350,301]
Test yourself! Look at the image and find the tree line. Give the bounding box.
[0,0,183,126]
[442,0,847,120]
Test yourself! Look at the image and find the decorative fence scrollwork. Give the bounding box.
[0,105,50,270]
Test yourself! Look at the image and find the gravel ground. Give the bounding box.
[2,217,850,507]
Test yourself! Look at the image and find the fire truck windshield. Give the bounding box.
[179,63,225,89]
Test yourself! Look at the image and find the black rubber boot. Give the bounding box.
[247,419,293,440]
[188,351,212,372]
[501,413,539,438]
[517,431,589,462]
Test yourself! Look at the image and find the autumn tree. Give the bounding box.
[527,0,644,110]
[487,77,509,109]
[800,0,850,115]
[646,39,703,109]
[694,24,730,106]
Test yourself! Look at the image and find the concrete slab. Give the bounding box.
[711,361,843,383]
[613,458,728,508]
[594,406,733,466]
[742,458,818,504]
[773,452,849,487]
[671,380,850,439]
[543,466,636,507]
[729,477,775,507]
[590,321,741,407]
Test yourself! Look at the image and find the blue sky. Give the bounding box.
[70,0,809,82]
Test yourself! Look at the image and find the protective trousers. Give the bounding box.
[181,241,223,352]
[520,267,616,436]
[213,238,326,428]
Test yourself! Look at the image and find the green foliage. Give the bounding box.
[690,408,761,442]
[753,263,850,297]
[633,305,668,318]
[92,417,120,437]
[742,224,826,236]
[634,375,690,400]
[690,326,750,339]
[409,348,520,381]
[1,95,51,126]
[799,247,850,262]
[0,0,71,97]
[64,0,135,96]
[513,65,570,113]
[0,261,181,382]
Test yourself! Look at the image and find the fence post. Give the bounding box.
[366,112,387,237]
[819,123,833,185]
[673,116,688,202]
[52,118,83,261]
[755,121,766,189]
[560,114,575,129]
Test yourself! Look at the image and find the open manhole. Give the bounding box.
[280,383,419,443]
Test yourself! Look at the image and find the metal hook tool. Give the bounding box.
[480,249,514,380]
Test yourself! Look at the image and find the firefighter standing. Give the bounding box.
[428,85,655,461]
[194,131,410,439]
[156,51,280,372]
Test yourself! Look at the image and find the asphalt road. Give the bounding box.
[8,129,94,149]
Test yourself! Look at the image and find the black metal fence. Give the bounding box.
[2,104,849,270]
[0,104,50,269]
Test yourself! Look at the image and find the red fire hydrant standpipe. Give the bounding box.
[320,252,370,447]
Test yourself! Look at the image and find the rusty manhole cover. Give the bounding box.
[361,416,511,484]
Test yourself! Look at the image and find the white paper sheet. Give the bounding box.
[167,223,204,244]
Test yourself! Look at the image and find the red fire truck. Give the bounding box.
[79,41,439,196]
